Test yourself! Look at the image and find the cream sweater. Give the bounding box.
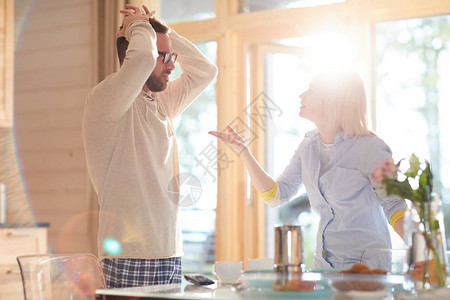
[82,20,217,260]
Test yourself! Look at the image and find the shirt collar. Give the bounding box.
[141,89,158,101]
[334,131,347,145]
[306,129,347,145]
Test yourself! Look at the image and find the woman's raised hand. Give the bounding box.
[208,126,249,155]
[209,126,274,192]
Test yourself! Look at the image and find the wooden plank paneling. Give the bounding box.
[18,4,90,33]
[15,129,83,151]
[16,24,90,52]
[18,148,86,171]
[15,65,90,91]
[15,45,91,73]
[29,190,92,212]
[14,87,88,112]
[14,108,84,131]
[28,0,91,12]
[14,0,94,254]
[21,170,87,193]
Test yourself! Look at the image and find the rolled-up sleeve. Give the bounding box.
[261,143,303,208]
[376,189,407,225]
[262,182,283,208]
[365,138,407,225]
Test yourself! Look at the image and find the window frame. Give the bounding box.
[163,0,450,264]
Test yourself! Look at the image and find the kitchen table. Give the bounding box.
[95,271,425,300]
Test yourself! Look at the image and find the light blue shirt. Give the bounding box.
[272,129,406,270]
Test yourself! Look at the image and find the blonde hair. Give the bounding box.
[312,71,374,137]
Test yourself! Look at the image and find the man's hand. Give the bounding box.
[117,4,156,39]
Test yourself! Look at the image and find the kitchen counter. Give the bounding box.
[95,271,413,300]
[0,222,50,228]
[0,225,48,299]
[96,271,450,300]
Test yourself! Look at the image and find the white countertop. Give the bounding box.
[95,272,416,300]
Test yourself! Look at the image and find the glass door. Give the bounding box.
[262,46,317,269]
[248,32,362,268]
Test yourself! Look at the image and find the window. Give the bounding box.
[263,50,316,268]
[171,41,218,272]
[160,0,215,24]
[374,15,450,247]
[240,0,344,13]
[258,32,362,268]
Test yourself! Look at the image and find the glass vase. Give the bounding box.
[406,193,448,291]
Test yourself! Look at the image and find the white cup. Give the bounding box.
[247,258,274,271]
[212,261,243,284]
[213,286,237,297]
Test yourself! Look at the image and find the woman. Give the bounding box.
[209,70,406,270]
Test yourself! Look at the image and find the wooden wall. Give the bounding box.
[14,0,97,253]
[0,0,13,128]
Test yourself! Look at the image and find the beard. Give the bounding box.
[145,73,167,92]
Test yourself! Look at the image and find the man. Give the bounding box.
[82,4,217,288]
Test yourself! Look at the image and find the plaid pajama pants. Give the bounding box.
[101,257,182,288]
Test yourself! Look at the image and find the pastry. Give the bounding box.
[332,263,387,291]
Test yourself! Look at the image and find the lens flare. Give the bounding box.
[103,238,121,256]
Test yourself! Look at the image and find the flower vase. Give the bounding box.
[406,194,448,291]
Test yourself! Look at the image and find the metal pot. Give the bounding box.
[274,224,303,273]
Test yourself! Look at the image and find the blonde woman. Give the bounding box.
[209,71,406,270]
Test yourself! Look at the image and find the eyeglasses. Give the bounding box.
[158,51,177,64]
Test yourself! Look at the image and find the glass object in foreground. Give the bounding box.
[371,155,448,289]
[407,194,448,290]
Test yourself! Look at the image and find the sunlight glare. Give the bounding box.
[280,31,358,73]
